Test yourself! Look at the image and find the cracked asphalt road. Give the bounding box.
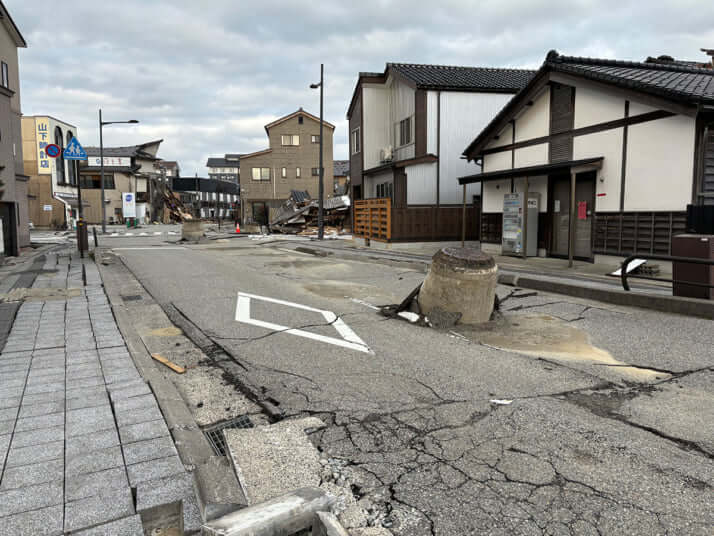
[113,239,713,535]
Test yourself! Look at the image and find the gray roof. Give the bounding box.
[388,63,536,92]
[547,51,714,104]
[85,140,162,160]
[334,160,349,177]
[207,156,240,168]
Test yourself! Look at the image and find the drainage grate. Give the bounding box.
[121,294,143,302]
[203,415,254,456]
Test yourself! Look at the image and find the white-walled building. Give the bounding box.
[460,51,714,262]
[347,63,534,241]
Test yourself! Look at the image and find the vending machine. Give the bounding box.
[502,192,540,257]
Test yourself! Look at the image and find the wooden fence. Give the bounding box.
[354,198,391,241]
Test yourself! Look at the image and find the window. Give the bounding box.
[376,182,393,200]
[251,167,270,181]
[311,167,322,176]
[311,135,320,144]
[351,128,360,155]
[281,167,287,178]
[298,116,304,124]
[296,167,301,178]
[281,135,299,146]
[1,62,7,89]
[54,126,65,184]
[398,117,412,147]
[79,174,115,189]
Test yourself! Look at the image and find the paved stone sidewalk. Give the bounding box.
[0,252,200,535]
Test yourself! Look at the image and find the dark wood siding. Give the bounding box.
[549,83,575,163]
[393,168,407,208]
[349,91,363,187]
[480,212,502,243]
[415,89,427,157]
[593,211,687,256]
[391,206,479,242]
[703,127,714,206]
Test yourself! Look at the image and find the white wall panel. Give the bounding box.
[574,129,623,212]
[574,86,624,128]
[439,92,511,204]
[514,143,548,168]
[514,87,549,142]
[427,91,439,154]
[482,179,511,212]
[625,114,694,211]
[406,163,437,205]
[483,151,511,172]
[362,86,390,170]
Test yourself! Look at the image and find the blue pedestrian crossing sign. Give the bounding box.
[63,137,87,160]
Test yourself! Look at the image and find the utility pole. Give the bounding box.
[311,64,325,240]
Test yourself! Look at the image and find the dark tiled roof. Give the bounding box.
[173,177,239,194]
[334,160,349,176]
[207,157,240,168]
[547,51,714,104]
[388,63,536,92]
[85,140,162,160]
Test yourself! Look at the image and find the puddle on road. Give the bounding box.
[461,314,669,382]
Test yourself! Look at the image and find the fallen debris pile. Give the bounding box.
[270,190,350,236]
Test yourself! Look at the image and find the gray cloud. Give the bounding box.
[9,0,714,175]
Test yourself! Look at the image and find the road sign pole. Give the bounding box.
[76,160,84,258]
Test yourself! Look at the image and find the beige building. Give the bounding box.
[240,109,334,224]
[22,116,80,228]
[0,1,29,254]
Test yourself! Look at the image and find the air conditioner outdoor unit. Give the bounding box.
[380,146,393,163]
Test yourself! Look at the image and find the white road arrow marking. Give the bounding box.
[235,292,373,354]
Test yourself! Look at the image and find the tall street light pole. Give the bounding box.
[99,110,139,233]
[310,64,324,240]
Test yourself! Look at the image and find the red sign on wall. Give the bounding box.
[578,201,587,220]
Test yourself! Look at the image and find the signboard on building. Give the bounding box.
[122,193,136,218]
[86,156,131,168]
[43,205,53,212]
[35,118,51,174]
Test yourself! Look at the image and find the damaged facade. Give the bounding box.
[459,50,714,262]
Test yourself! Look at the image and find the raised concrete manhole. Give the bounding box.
[203,415,254,456]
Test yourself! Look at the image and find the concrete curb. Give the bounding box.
[94,250,248,523]
[499,274,714,320]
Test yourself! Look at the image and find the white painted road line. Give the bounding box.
[154,232,162,235]
[110,233,119,237]
[235,292,373,354]
[113,247,186,251]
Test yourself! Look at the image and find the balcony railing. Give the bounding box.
[354,198,391,241]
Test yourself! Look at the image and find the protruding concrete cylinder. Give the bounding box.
[182,220,204,241]
[418,247,497,324]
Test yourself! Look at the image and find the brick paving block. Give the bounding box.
[6,440,64,468]
[0,480,63,517]
[66,392,109,411]
[0,433,10,464]
[11,425,64,449]
[0,458,64,491]
[26,366,65,378]
[127,455,186,487]
[135,471,193,512]
[66,466,129,502]
[64,486,135,533]
[104,371,142,386]
[0,503,63,536]
[0,419,15,435]
[109,382,151,401]
[122,435,178,466]
[14,412,65,432]
[66,445,124,477]
[66,428,120,459]
[0,386,23,400]
[19,400,64,418]
[119,418,170,445]
[72,514,144,536]
[66,376,105,390]
[23,381,64,396]
[66,384,106,400]
[0,364,28,375]
[115,405,164,428]
[0,378,25,391]
[21,390,65,406]
[113,393,157,414]
[66,405,115,437]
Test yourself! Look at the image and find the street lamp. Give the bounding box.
[99,109,139,233]
[310,63,324,240]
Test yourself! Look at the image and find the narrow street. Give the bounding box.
[105,236,713,535]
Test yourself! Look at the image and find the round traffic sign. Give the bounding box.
[45,144,61,158]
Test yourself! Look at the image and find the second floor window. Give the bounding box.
[351,128,360,155]
[281,135,299,146]
[1,62,8,89]
[398,117,412,147]
[311,167,322,176]
[296,167,301,178]
[281,167,287,178]
[311,135,320,144]
[252,167,270,181]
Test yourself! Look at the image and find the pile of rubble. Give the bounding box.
[270,190,350,235]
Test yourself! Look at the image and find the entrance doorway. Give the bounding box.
[0,202,17,256]
[549,172,595,260]
[252,202,268,225]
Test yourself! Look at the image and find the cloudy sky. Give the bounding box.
[8,0,714,176]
